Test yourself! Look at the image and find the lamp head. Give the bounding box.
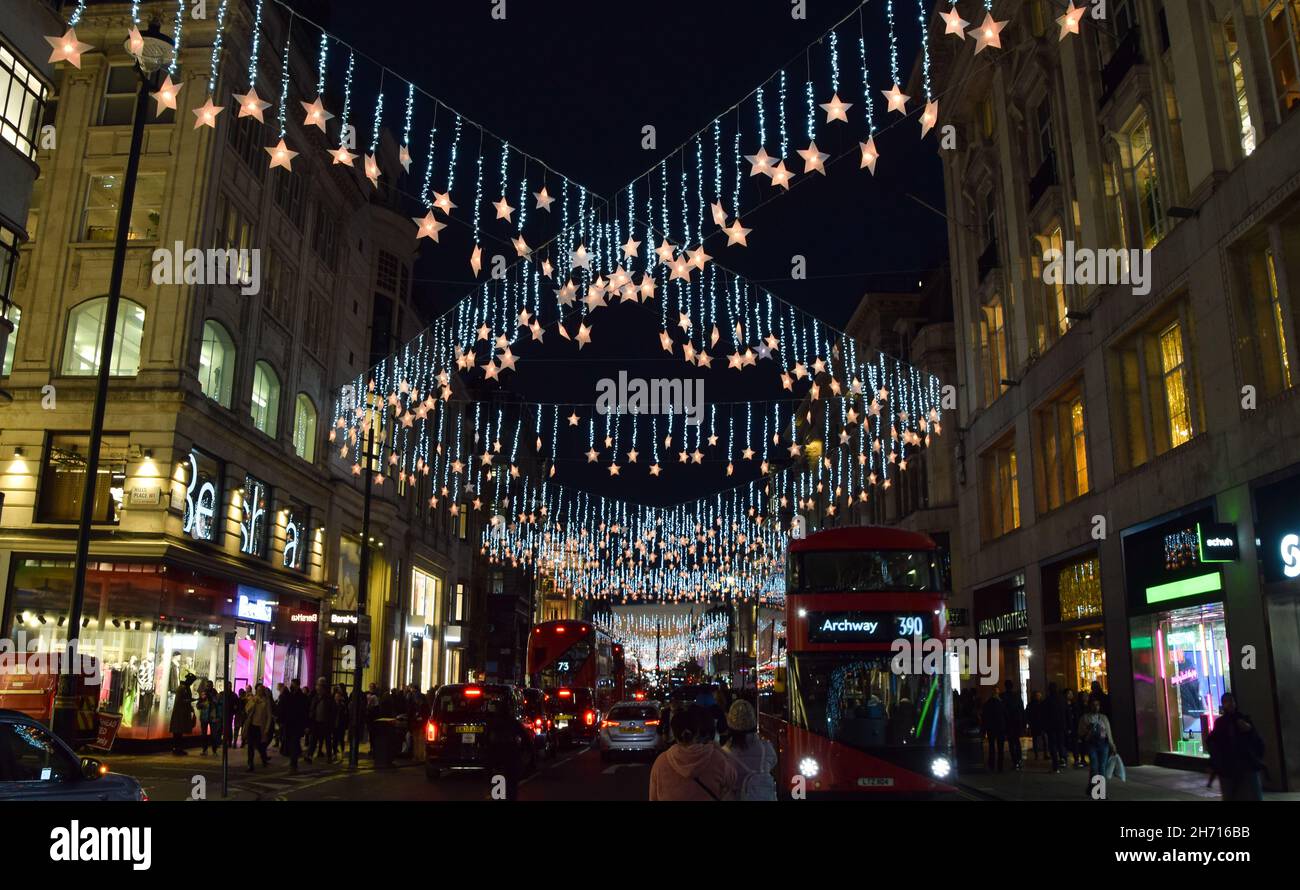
[126,18,175,76]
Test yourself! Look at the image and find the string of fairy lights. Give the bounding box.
[41,1,1092,603]
[591,610,731,670]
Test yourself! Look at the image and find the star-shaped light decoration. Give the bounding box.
[626,448,639,464]
[266,139,298,171]
[621,236,641,258]
[571,244,591,270]
[691,449,704,465]
[471,245,484,277]
[192,97,224,129]
[413,211,446,242]
[677,312,693,333]
[493,196,515,222]
[649,463,661,476]
[941,6,969,39]
[399,144,412,173]
[710,202,728,227]
[234,87,271,122]
[433,191,456,215]
[364,154,381,187]
[513,235,531,258]
[687,246,711,270]
[330,145,358,166]
[970,12,1008,54]
[920,100,940,139]
[669,257,693,281]
[46,29,92,68]
[567,411,580,427]
[541,258,554,278]
[301,97,333,132]
[534,187,555,211]
[575,323,592,349]
[883,83,910,115]
[1057,2,1086,40]
[769,162,793,190]
[797,141,829,175]
[126,26,144,60]
[659,331,675,353]
[723,219,751,246]
[745,147,775,176]
[150,75,181,116]
[555,280,577,306]
[639,275,657,301]
[654,239,677,264]
[859,138,880,175]
[819,93,852,123]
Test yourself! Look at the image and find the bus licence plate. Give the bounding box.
[457,725,484,734]
[857,777,894,787]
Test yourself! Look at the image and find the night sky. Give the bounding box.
[288,0,947,506]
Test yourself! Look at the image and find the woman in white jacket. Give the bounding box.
[721,700,778,800]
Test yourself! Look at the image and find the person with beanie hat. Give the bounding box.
[721,700,778,800]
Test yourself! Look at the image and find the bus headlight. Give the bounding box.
[798,757,819,778]
[930,756,952,779]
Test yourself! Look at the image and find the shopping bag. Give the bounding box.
[1106,752,1127,782]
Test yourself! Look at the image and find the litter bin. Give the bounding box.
[370,717,398,767]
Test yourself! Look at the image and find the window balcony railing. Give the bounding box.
[1099,27,1143,107]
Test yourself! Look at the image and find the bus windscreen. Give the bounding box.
[791,550,936,593]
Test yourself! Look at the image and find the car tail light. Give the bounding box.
[426,721,438,742]
[645,719,659,726]
[558,689,572,698]
[600,719,617,729]
[584,711,596,726]
[533,717,544,734]
[463,687,482,697]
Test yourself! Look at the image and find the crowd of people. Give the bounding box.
[169,677,441,773]
[649,685,778,801]
[958,680,1266,800]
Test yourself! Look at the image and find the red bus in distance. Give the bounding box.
[527,619,625,712]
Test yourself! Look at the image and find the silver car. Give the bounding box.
[598,701,666,760]
[0,710,146,801]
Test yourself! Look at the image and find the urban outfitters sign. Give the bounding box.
[977,610,1029,637]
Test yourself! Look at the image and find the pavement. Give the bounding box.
[99,740,653,801]
[958,748,1300,802]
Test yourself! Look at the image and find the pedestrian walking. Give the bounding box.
[196,681,219,754]
[243,685,273,770]
[333,685,350,754]
[1090,680,1110,717]
[649,705,738,801]
[1003,680,1025,770]
[720,700,777,801]
[1208,693,1266,801]
[169,673,196,755]
[1064,689,1083,767]
[1077,696,1115,795]
[1044,683,1069,773]
[280,679,309,772]
[1025,690,1044,760]
[307,678,337,762]
[981,690,1007,773]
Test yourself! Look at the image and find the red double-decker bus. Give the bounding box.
[759,526,957,798]
[527,620,625,713]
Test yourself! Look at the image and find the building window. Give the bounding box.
[215,193,256,284]
[62,297,145,376]
[0,223,17,304]
[40,67,61,129]
[36,433,128,523]
[1035,225,1069,351]
[310,205,339,270]
[1220,15,1256,157]
[272,167,305,228]
[198,319,235,407]
[1035,98,1055,170]
[225,113,265,178]
[250,360,280,438]
[1112,304,1202,471]
[292,394,317,462]
[1233,238,1294,398]
[304,294,329,358]
[979,296,1009,407]
[2,304,18,375]
[981,435,1020,539]
[454,582,466,622]
[1033,383,1090,514]
[82,173,164,243]
[1261,0,1300,118]
[978,96,995,139]
[377,251,400,293]
[98,64,173,126]
[263,248,294,326]
[1123,113,1166,249]
[0,42,46,160]
[457,505,468,540]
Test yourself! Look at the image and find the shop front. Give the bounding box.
[1040,551,1107,696]
[1251,468,1300,789]
[402,566,444,692]
[973,573,1030,703]
[2,557,320,742]
[1122,504,1232,767]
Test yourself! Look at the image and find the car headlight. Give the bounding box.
[798,757,819,778]
[930,756,952,779]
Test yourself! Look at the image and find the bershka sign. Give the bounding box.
[49,820,151,870]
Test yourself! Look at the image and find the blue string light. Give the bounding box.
[208,0,230,96]
[169,1,185,77]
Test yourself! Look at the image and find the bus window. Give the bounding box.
[788,654,949,750]
[792,550,936,593]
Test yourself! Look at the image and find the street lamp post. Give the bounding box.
[54,21,174,739]
[349,417,376,769]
